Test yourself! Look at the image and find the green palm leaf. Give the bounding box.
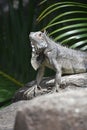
[48,11,87,25]
[38,1,87,50]
[55,28,87,41]
[43,18,87,30]
[38,2,87,22]
[49,23,87,36]
[70,40,87,48]
[61,33,87,44]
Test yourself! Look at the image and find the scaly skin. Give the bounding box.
[29,31,87,94]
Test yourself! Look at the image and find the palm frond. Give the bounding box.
[38,1,87,50]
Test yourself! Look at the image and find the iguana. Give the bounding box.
[29,30,87,94]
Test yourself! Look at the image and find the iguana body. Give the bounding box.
[29,31,87,93]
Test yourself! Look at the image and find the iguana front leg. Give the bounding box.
[52,59,62,92]
[34,65,45,96]
[44,49,62,92]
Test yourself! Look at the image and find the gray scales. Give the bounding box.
[29,31,87,94]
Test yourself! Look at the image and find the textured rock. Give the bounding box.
[1,88,87,130]
[13,73,87,101]
[0,101,28,130]
[14,88,87,130]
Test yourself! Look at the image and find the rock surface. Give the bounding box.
[13,73,87,101]
[1,88,87,130]
[0,101,28,130]
[14,88,87,130]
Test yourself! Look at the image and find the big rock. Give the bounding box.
[14,88,87,130]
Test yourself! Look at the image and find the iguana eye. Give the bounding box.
[38,33,42,37]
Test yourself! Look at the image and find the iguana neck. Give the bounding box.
[44,34,61,50]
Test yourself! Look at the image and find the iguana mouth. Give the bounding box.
[31,41,44,55]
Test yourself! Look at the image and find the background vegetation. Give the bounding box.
[0,0,87,107]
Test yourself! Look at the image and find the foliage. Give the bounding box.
[0,0,36,107]
[38,1,87,50]
[0,74,19,108]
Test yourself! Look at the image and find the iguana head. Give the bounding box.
[29,31,47,70]
[29,31,47,53]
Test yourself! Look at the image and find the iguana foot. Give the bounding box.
[50,86,61,93]
[33,86,42,96]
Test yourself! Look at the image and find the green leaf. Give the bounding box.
[55,28,87,41]
[49,23,87,36]
[48,11,87,25]
[70,40,87,48]
[0,71,24,87]
[43,18,87,30]
[38,1,87,50]
[39,0,47,5]
[81,45,87,50]
[38,2,87,22]
[0,75,18,103]
[61,33,87,44]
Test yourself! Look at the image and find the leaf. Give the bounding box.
[38,2,87,22]
[0,71,24,87]
[61,33,87,44]
[48,11,87,25]
[43,18,87,30]
[55,28,87,41]
[49,23,87,36]
[38,1,87,50]
[0,75,18,103]
[81,45,87,50]
[39,0,47,5]
[70,40,87,48]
